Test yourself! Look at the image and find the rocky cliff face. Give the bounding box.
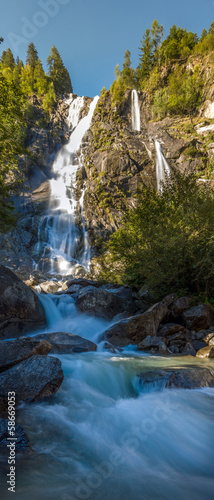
[78,87,214,255]
[1,83,214,278]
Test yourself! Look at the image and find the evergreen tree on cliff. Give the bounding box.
[0,48,15,69]
[47,45,72,95]
[26,42,38,69]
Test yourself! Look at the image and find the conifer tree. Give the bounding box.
[1,48,15,69]
[26,42,38,69]
[138,29,153,81]
[47,45,72,95]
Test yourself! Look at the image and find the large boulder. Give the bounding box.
[76,284,136,319]
[103,294,176,346]
[0,338,52,373]
[0,265,46,339]
[0,355,64,403]
[183,304,214,331]
[170,296,192,321]
[0,419,32,454]
[158,323,186,337]
[31,332,97,353]
[137,367,214,390]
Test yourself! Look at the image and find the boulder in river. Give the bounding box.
[0,265,46,339]
[137,367,214,390]
[0,419,32,454]
[103,294,176,346]
[196,346,214,358]
[31,332,97,353]
[0,355,64,403]
[0,338,52,373]
[76,284,136,319]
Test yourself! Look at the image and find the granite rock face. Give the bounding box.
[0,265,46,339]
[0,338,52,373]
[32,332,97,354]
[137,368,214,390]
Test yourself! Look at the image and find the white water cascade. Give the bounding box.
[5,292,214,500]
[131,90,141,132]
[35,95,99,275]
[155,140,171,192]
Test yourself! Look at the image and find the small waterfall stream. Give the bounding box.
[35,95,99,275]
[131,90,141,132]
[155,140,171,192]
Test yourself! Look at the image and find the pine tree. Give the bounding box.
[200,28,208,41]
[138,29,153,82]
[1,48,15,69]
[208,22,214,35]
[114,64,120,80]
[47,45,72,95]
[26,42,38,69]
[151,20,163,66]
[34,59,47,95]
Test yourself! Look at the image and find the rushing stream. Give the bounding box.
[1,293,214,500]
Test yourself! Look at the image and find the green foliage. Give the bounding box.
[100,172,214,299]
[0,73,26,231]
[47,45,72,95]
[160,25,198,63]
[152,66,202,118]
[42,82,56,113]
[138,28,153,82]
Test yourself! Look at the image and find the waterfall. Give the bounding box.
[131,89,141,132]
[35,94,99,275]
[155,140,171,192]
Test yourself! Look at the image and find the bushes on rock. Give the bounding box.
[100,171,214,300]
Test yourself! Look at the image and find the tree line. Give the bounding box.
[111,20,214,118]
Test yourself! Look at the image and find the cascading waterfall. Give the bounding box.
[131,89,141,132]
[35,94,99,275]
[155,140,171,192]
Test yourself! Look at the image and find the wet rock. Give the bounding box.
[0,355,64,403]
[137,336,168,355]
[31,332,97,353]
[0,265,46,339]
[183,305,214,331]
[158,323,186,337]
[0,338,52,373]
[181,342,196,356]
[137,367,214,390]
[103,294,176,346]
[196,346,214,358]
[0,419,32,454]
[76,285,136,319]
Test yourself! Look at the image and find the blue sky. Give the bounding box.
[0,0,213,97]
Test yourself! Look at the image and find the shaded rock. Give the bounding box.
[66,284,82,298]
[0,419,32,454]
[31,332,97,353]
[0,265,46,339]
[181,342,196,356]
[196,346,214,358]
[103,294,176,346]
[192,340,207,351]
[183,305,214,331]
[137,367,214,390]
[0,338,52,373]
[76,285,136,319]
[158,323,186,337]
[166,332,186,343]
[0,355,64,403]
[137,336,168,355]
[171,296,192,320]
[66,278,100,288]
[0,398,7,418]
